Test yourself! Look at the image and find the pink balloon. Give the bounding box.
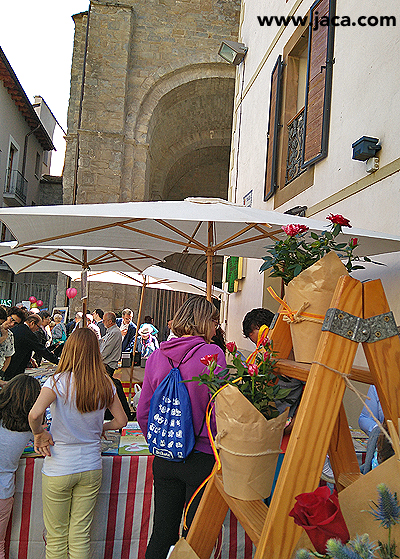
[29,296,37,303]
[66,287,78,299]
[37,300,43,307]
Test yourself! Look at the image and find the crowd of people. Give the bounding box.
[0,296,387,559]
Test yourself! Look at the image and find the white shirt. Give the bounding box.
[42,373,115,476]
[0,330,14,370]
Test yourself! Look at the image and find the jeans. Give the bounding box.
[145,452,215,559]
[42,469,102,559]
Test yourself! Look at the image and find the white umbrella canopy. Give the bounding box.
[62,265,225,400]
[0,243,166,274]
[0,198,399,257]
[62,265,225,299]
[1,197,400,298]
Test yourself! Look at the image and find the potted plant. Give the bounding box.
[190,332,291,500]
[260,215,374,362]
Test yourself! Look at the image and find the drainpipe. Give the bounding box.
[21,124,41,178]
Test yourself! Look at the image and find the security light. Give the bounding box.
[218,41,248,65]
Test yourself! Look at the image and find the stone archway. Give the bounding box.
[120,63,236,202]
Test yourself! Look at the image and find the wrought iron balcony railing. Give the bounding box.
[285,107,306,185]
[4,169,27,205]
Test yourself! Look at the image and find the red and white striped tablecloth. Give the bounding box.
[5,456,254,559]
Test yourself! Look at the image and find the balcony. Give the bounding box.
[285,107,306,185]
[3,169,27,206]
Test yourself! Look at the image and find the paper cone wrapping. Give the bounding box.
[167,538,200,558]
[215,384,288,500]
[285,251,348,363]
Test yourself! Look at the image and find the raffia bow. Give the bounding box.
[267,286,325,325]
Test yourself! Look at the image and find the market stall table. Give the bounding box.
[5,455,253,559]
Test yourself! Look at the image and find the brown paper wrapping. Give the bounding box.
[339,456,400,542]
[292,457,400,557]
[167,538,200,558]
[215,384,288,500]
[285,251,348,363]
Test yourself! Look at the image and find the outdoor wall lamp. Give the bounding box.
[351,136,381,161]
[218,40,248,65]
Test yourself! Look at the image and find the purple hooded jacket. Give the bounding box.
[137,336,226,454]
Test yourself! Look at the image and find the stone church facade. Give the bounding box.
[64,0,240,205]
[62,0,240,318]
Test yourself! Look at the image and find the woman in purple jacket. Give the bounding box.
[137,296,226,559]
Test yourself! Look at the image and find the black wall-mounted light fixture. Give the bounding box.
[284,206,308,217]
[218,40,248,65]
[351,136,381,161]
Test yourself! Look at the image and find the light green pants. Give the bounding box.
[42,469,102,559]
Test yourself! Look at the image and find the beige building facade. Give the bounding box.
[225,0,400,354]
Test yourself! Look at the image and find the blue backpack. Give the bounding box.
[146,348,204,461]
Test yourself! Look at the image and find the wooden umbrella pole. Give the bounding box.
[81,250,88,327]
[128,277,146,403]
[206,221,213,302]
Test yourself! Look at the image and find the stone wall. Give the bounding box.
[63,0,240,205]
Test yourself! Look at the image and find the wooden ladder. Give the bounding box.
[185,276,400,559]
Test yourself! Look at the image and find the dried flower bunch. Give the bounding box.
[260,214,373,285]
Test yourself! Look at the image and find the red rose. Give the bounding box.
[226,341,237,354]
[350,237,358,247]
[282,224,309,237]
[200,354,218,366]
[326,214,351,227]
[247,363,258,377]
[289,486,350,554]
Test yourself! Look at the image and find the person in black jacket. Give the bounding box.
[4,309,58,380]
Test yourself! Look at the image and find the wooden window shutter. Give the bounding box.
[264,55,283,201]
[302,0,336,167]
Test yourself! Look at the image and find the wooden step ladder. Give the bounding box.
[185,276,400,559]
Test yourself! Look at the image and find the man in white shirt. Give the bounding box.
[116,308,137,353]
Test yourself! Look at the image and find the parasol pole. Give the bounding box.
[206,221,213,302]
[81,250,88,327]
[128,276,146,403]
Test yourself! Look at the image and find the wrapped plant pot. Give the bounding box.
[285,251,348,363]
[215,384,288,501]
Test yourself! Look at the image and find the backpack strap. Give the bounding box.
[167,342,207,370]
[167,342,209,441]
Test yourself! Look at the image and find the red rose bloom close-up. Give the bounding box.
[326,214,351,227]
[200,354,218,367]
[350,237,358,247]
[288,486,350,554]
[247,363,258,377]
[226,341,237,354]
[282,224,310,237]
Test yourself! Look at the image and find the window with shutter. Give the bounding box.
[263,0,335,207]
[264,56,283,201]
[302,0,336,166]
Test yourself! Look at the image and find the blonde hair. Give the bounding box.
[55,328,114,413]
[171,296,218,343]
[53,314,62,323]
